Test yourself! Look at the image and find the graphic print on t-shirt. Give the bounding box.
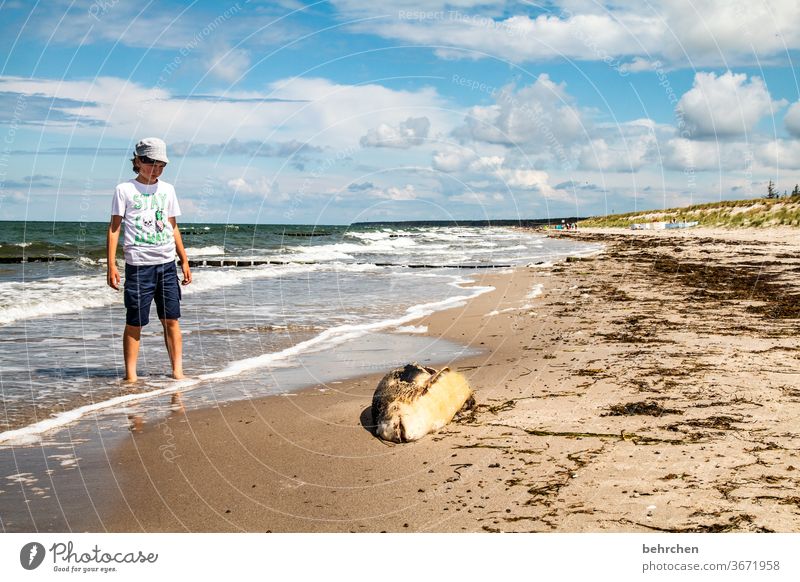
[132,192,171,245]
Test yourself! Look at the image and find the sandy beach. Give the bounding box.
[99,227,800,532]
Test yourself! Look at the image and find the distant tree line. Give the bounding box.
[764,180,800,199]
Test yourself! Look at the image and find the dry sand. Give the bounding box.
[103,227,800,532]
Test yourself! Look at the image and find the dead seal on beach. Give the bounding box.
[371,363,475,442]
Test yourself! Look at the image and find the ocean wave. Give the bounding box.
[184,261,365,293]
[186,245,226,257]
[0,275,119,325]
[344,228,419,241]
[0,261,389,325]
[280,247,355,262]
[284,236,418,260]
[75,256,99,267]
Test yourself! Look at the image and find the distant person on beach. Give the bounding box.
[106,137,192,382]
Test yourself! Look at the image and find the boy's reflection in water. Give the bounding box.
[128,392,184,433]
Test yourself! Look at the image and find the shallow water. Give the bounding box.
[0,331,477,532]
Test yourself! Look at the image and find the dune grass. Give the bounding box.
[579,197,800,228]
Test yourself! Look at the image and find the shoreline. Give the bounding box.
[101,226,800,532]
[0,277,492,444]
[100,266,536,532]
[6,226,800,532]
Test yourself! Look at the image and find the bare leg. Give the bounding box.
[160,318,184,379]
[123,324,142,382]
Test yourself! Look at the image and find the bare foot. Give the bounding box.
[172,370,185,380]
[123,375,138,384]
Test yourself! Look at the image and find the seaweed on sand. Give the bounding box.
[650,258,800,319]
[602,401,683,417]
[620,514,773,533]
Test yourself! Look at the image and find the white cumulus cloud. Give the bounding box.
[360,116,431,148]
[755,139,800,171]
[449,191,506,205]
[494,168,551,191]
[0,75,449,149]
[338,182,419,200]
[677,71,786,138]
[226,176,274,197]
[383,184,418,200]
[579,131,655,172]
[432,147,476,172]
[784,101,800,138]
[661,138,720,171]
[336,0,800,69]
[454,75,585,153]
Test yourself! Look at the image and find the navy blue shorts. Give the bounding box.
[124,261,182,327]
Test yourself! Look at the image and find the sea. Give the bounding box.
[0,220,606,531]
[0,221,600,446]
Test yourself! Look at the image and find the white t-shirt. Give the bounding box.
[111,178,182,265]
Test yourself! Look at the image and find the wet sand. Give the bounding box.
[102,227,800,532]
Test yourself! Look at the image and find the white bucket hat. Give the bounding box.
[134,137,169,164]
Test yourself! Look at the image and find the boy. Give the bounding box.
[106,137,192,382]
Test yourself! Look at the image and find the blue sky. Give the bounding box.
[1,0,800,224]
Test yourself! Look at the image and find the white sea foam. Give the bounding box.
[5,472,37,484]
[184,261,383,294]
[187,245,225,257]
[395,325,428,334]
[75,257,98,267]
[283,236,418,262]
[344,229,417,241]
[0,261,382,326]
[281,246,355,262]
[0,275,119,326]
